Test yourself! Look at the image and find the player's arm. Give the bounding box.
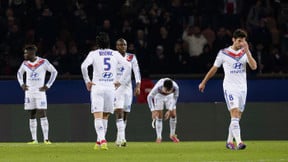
[81,52,95,91]
[41,60,58,91]
[147,80,162,111]
[199,66,218,93]
[243,41,257,70]
[132,55,141,96]
[172,82,179,107]
[17,63,28,91]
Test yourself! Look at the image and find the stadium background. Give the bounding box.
[0,0,288,142]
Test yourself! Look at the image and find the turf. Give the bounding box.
[0,141,287,162]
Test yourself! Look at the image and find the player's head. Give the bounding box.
[23,44,37,61]
[116,38,127,55]
[232,29,247,50]
[96,32,110,49]
[163,79,173,93]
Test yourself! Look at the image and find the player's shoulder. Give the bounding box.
[126,53,137,61]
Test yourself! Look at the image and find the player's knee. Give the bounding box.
[29,110,37,119]
[37,110,47,118]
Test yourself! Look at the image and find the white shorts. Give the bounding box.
[224,89,247,112]
[114,86,133,112]
[24,94,47,110]
[153,93,176,111]
[90,86,114,114]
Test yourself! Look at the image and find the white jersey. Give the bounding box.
[81,49,130,87]
[147,78,179,111]
[116,53,141,88]
[214,47,249,92]
[17,57,58,97]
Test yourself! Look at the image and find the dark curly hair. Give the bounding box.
[96,32,110,49]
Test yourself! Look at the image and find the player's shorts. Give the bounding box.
[24,93,47,110]
[90,86,115,114]
[224,89,247,112]
[114,86,133,112]
[153,93,176,111]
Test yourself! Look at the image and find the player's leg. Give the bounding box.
[25,97,38,144]
[35,96,51,144]
[28,109,38,144]
[153,94,164,143]
[37,109,51,144]
[169,109,179,143]
[114,88,125,146]
[91,88,106,150]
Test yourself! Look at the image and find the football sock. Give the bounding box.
[94,118,105,141]
[116,119,125,141]
[40,117,49,141]
[230,118,242,145]
[29,119,37,141]
[155,118,163,139]
[169,117,177,136]
[103,119,108,137]
[123,121,127,140]
[227,125,234,143]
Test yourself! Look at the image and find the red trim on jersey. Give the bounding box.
[24,59,45,70]
[223,49,245,58]
[126,54,134,62]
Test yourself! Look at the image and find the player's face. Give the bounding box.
[232,37,246,50]
[161,87,173,94]
[116,40,127,54]
[24,50,36,61]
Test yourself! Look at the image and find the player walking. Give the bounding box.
[81,33,130,150]
[199,29,257,150]
[114,38,141,147]
[17,44,58,144]
[147,78,180,143]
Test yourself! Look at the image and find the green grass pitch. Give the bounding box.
[0,141,287,162]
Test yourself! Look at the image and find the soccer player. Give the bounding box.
[81,32,130,150]
[17,44,58,144]
[114,38,141,147]
[198,29,257,150]
[147,78,180,143]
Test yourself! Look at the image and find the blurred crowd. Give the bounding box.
[0,0,287,76]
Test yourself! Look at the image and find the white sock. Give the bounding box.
[116,119,125,141]
[102,119,108,138]
[155,119,163,139]
[169,117,177,136]
[123,121,127,140]
[227,125,234,143]
[230,118,242,145]
[94,118,105,142]
[29,119,37,141]
[40,117,49,141]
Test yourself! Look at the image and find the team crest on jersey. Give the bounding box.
[24,59,45,71]
[126,54,134,62]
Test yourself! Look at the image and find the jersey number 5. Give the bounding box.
[104,57,111,71]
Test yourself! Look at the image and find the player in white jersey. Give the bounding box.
[147,78,180,143]
[199,29,257,150]
[81,32,130,150]
[114,38,141,147]
[17,44,58,144]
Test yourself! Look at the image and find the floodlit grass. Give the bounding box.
[0,141,287,162]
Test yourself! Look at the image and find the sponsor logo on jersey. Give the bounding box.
[230,62,245,74]
[30,72,39,78]
[102,72,113,78]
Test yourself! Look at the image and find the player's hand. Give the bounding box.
[198,82,206,93]
[242,40,250,53]
[164,110,171,120]
[86,82,95,91]
[151,111,158,120]
[21,84,28,91]
[39,85,49,91]
[134,87,140,96]
[114,81,121,89]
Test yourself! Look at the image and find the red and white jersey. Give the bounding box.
[147,78,179,110]
[214,47,249,91]
[17,57,58,95]
[81,49,130,87]
[116,53,141,88]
